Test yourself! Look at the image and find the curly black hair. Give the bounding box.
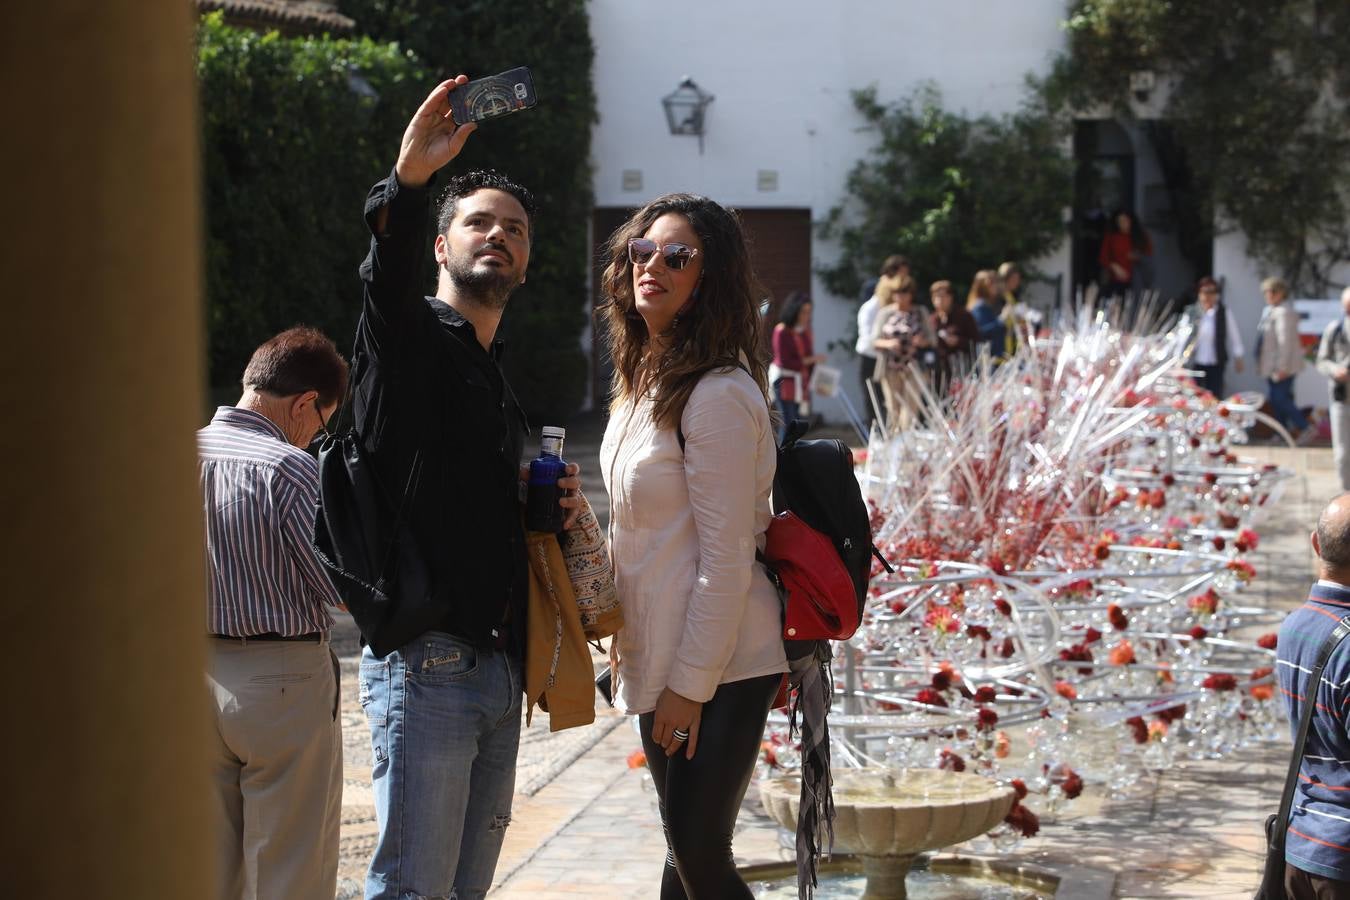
[436,169,536,238]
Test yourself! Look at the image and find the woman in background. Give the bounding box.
[1098,209,1152,297]
[598,193,788,899]
[770,290,827,439]
[967,269,1006,361]
[872,274,933,430]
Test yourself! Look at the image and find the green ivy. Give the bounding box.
[1039,0,1350,293]
[338,0,597,418]
[197,14,426,397]
[820,85,1072,310]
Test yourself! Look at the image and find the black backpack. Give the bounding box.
[771,418,889,660]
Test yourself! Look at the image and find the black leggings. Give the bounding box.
[639,673,782,900]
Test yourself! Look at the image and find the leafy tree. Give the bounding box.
[1040,0,1350,293]
[197,15,426,396]
[338,0,597,417]
[820,85,1072,311]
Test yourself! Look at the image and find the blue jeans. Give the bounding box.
[773,382,800,444]
[1268,376,1309,432]
[359,632,522,900]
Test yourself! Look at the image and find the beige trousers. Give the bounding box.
[880,364,925,433]
[207,637,342,900]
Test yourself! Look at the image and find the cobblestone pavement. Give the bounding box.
[332,419,1329,898]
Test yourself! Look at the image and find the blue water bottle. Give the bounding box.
[524,426,567,533]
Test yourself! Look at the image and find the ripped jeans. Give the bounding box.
[359,632,522,900]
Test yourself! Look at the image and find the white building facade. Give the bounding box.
[584,0,1346,418]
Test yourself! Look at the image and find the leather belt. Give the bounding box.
[210,632,324,644]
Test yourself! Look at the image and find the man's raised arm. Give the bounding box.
[360,78,478,329]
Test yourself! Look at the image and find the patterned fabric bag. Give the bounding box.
[557,491,621,640]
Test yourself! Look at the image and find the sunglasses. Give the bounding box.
[627,238,700,271]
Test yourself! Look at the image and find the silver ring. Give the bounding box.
[672,728,689,742]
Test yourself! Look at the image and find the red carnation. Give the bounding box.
[1108,604,1129,631]
[1157,704,1186,723]
[1162,473,1176,486]
[967,624,993,642]
[1059,642,1094,674]
[938,749,966,772]
[1190,625,1208,640]
[1084,627,1103,644]
[1004,802,1040,838]
[1204,471,1218,484]
[1217,511,1240,529]
[994,598,1013,617]
[916,688,949,707]
[931,668,952,691]
[974,685,998,703]
[977,708,999,731]
[1202,673,1238,692]
[1125,715,1148,744]
[1055,766,1084,800]
[1010,778,1028,800]
[1212,535,1226,551]
[1257,633,1278,650]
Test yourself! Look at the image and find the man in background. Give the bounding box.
[1185,276,1245,399]
[200,326,349,900]
[1276,494,1350,899]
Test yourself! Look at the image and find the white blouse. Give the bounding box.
[600,367,788,714]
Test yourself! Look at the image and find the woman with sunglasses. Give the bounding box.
[597,194,787,899]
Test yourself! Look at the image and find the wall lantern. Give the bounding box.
[661,76,714,154]
[1130,69,1155,104]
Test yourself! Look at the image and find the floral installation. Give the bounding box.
[759,305,1294,853]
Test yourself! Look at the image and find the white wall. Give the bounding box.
[588,0,1070,420]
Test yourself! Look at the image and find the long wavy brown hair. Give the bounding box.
[597,194,770,429]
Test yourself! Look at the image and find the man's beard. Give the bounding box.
[445,250,522,311]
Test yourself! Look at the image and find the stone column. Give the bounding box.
[0,2,208,896]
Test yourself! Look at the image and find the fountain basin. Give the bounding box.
[760,767,1016,857]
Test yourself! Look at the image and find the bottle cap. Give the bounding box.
[541,426,566,439]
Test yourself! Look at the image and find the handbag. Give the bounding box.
[1254,613,1350,899]
[556,491,621,640]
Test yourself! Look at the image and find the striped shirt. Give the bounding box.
[198,407,339,636]
[1277,579,1350,881]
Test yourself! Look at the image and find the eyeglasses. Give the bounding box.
[627,238,700,271]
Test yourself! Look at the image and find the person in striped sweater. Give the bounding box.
[1277,493,1350,898]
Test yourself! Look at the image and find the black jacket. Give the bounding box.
[350,168,529,653]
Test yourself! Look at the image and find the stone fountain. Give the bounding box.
[759,768,1015,899]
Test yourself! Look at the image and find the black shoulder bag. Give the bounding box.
[311,351,430,658]
[1255,613,1350,900]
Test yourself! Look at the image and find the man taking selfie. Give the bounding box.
[342,76,581,900]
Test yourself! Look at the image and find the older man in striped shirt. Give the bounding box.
[199,326,348,900]
[1277,493,1350,899]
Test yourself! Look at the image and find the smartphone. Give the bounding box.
[449,67,537,124]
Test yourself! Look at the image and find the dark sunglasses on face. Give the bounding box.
[628,238,700,271]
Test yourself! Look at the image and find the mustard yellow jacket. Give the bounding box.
[524,530,621,731]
